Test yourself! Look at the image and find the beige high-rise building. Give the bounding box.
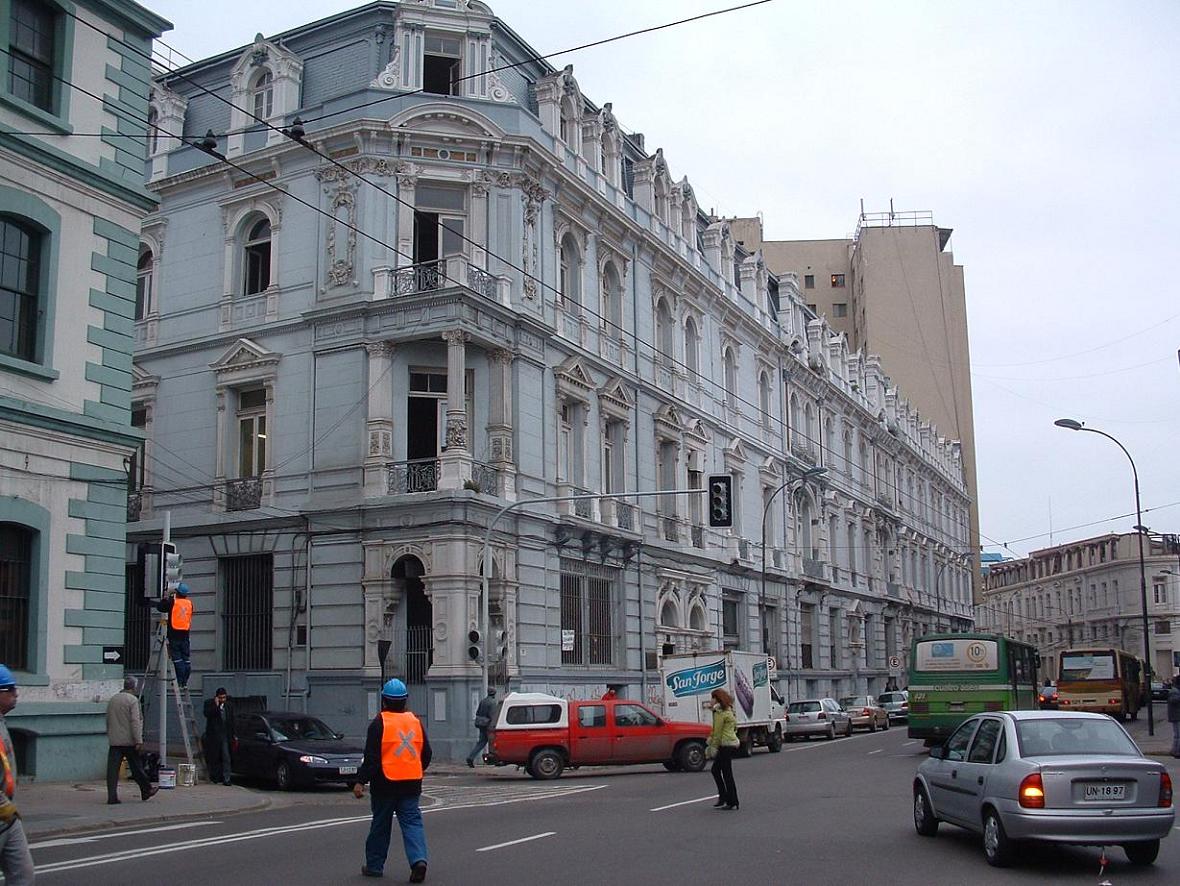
[731,211,979,597]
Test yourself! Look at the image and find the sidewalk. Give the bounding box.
[17,761,474,839]
[1123,701,1177,759]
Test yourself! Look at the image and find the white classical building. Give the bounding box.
[130,0,973,758]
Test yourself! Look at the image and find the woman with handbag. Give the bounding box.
[706,688,741,810]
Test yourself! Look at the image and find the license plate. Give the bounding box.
[338,766,358,775]
[1082,783,1125,801]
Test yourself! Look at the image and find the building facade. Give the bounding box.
[131,0,972,759]
[976,532,1180,683]
[730,212,980,599]
[0,0,169,778]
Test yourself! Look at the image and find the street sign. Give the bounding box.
[888,655,904,674]
[561,629,575,652]
[103,646,124,665]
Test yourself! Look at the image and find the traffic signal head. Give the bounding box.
[160,542,183,595]
[468,629,482,661]
[707,474,733,528]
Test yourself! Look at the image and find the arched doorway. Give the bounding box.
[392,556,432,684]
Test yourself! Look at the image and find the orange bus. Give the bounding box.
[1057,647,1144,721]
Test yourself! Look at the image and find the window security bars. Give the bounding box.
[0,524,31,670]
[123,563,152,671]
[222,555,274,671]
[560,558,617,666]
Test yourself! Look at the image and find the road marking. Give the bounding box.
[650,795,716,812]
[30,821,220,850]
[476,832,555,852]
[868,749,883,755]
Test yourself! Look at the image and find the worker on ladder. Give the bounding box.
[155,583,193,688]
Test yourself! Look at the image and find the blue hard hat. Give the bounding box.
[381,678,408,699]
[0,665,15,690]
[176,583,190,597]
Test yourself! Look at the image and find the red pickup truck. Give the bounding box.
[485,692,711,779]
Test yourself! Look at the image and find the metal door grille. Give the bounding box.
[222,554,273,670]
[404,624,432,684]
[0,525,30,670]
[560,558,617,666]
[123,563,152,670]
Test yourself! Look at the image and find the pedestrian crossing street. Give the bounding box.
[421,782,606,812]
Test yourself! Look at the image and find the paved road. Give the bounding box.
[29,726,1180,884]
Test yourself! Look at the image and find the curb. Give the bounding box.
[28,794,275,840]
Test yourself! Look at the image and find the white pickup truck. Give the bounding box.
[658,650,786,755]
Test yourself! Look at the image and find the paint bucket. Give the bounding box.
[158,766,176,789]
[177,763,196,787]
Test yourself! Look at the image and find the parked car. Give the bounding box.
[839,695,889,732]
[1037,683,1059,710]
[877,690,909,723]
[1150,680,1168,702]
[913,710,1174,868]
[784,698,852,741]
[232,711,364,790]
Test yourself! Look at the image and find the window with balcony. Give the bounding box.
[236,388,267,479]
[243,218,271,295]
[422,33,461,96]
[414,184,467,267]
[559,233,581,310]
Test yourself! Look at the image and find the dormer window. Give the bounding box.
[423,33,461,96]
[251,70,273,119]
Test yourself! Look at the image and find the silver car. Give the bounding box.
[877,690,909,723]
[913,710,1174,867]
[784,698,852,741]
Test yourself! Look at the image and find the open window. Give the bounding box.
[413,184,466,265]
[423,33,461,96]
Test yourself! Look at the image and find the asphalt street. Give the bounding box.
[28,726,1180,885]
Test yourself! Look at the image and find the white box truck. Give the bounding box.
[658,650,786,755]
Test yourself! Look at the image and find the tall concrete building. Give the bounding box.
[0,0,170,778]
[730,211,979,596]
[129,0,972,759]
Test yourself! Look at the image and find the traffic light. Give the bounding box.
[707,474,733,528]
[467,629,482,661]
[495,629,509,662]
[161,541,183,594]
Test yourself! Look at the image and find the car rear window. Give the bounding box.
[841,697,870,707]
[505,704,563,725]
[789,701,821,713]
[1016,718,1139,757]
[878,693,905,704]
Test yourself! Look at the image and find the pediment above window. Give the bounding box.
[131,363,160,399]
[724,438,748,470]
[597,377,633,421]
[684,417,709,446]
[211,337,281,387]
[229,34,303,90]
[653,403,683,440]
[554,356,595,400]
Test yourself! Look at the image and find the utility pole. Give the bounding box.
[159,510,169,764]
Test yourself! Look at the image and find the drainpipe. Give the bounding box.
[631,238,646,701]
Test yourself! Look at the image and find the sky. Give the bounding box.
[146,0,1180,560]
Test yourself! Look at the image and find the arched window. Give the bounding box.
[136,248,153,321]
[251,70,274,119]
[683,317,699,376]
[843,429,853,475]
[559,98,578,151]
[804,402,815,449]
[559,234,581,309]
[723,347,738,403]
[795,493,814,561]
[659,598,679,628]
[758,371,771,429]
[243,218,271,295]
[601,261,622,340]
[789,394,801,444]
[655,298,673,364]
[688,601,707,632]
[0,216,41,362]
[0,523,32,669]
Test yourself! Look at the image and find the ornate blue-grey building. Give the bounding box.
[131,0,972,759]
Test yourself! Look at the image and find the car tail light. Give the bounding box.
[1037,694,1047,703]
[817,712,827,720]
[1160,772,1173,808]
[1059,699,1070,705]
[1019,773,1045,809]
[900,703,909,711]
[862,708,871,716]
[1108,697,1121,706]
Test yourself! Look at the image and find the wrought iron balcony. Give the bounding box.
[663,516,679,543]
[387,257,502,302]
[126,491,142,522]
[737,539,750,560]
[393,260,444,295]
[225,477,262,511]
[387,459,441,494]
[572,487,593,519]
[886,581,901,598]
[802,558,827,581]
[468,462,500,496]
[615,501,634,531]
[691,525,704,549]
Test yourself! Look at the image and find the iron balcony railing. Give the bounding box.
[691,525,704,549]
[802,558,827,581]
[225,477,262,511]
[469,462,500,496]
[126,491,143,522]
[390,258,500,301]
[387,459,441,494]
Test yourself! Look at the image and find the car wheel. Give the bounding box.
[826,724,836,740]
[869,719,878,733]
[845,720,853,737]
[275,760,294,792]
[678,741,707,772]
[913,785,939,837]
[983,808,1014,867]
[767,726,783,753]
[1124,840,1160,866]
[883,717,890,731]
[528,749,564,780]
[662,761,681,772]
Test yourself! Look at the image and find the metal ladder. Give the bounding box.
[143,622,204,779]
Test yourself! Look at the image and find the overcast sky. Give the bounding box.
[147,0,1180,559]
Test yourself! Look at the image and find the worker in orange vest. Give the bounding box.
[155,583,193,687]
[0,665,35,885]
[354,678,431,882]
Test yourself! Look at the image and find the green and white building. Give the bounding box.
[0,0,169,780]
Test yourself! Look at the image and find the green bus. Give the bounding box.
[906,632,1040,743]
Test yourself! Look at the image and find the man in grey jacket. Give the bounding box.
[106,677,158,805]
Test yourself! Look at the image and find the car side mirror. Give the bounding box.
[929,745,945,760]
[334,732,344,740]
[254,730,271,742]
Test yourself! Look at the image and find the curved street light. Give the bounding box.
[1054,418,1154,735]
[759,466,827,672]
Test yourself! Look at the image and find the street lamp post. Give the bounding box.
[759,466,827,656]
[1054,418,1154,735]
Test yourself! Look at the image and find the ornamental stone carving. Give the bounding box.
[371,44,402,90]
[324,185,357,289]
[313,157,398,182]
[445,413,468,450]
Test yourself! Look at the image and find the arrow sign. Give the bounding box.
[103,646,124,664]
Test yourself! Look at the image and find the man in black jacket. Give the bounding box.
[203,687,235,785]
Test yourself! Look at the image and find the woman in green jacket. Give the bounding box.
[707,688,741,810]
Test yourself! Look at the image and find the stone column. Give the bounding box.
[363,342,395,496]
[212,389,227,511]
[470,175,489,269]
[439,330,472,490]
[487,349,516,500]
[396,169,416,268]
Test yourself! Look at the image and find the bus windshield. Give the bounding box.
[1060,652,1116,681]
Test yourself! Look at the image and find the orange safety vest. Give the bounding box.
[379,711,424,781]
[0,742,14,799]
[170,597,193,631]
